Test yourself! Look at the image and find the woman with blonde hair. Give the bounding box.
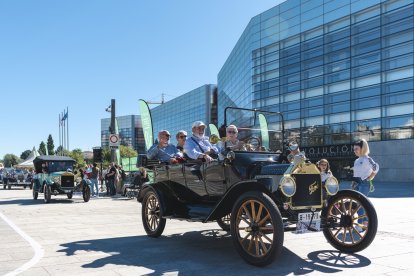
[352,139,379,196]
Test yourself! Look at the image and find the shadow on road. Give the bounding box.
[58,230,371,274]
[0,198,85,206]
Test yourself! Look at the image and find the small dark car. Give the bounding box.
[2,168,30,189]
[137,108,378,266]
[32,156,91,203]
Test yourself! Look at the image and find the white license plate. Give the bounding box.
[296,212,321,234]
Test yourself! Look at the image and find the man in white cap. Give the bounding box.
[147,130,183,163]
[184,121,218,163]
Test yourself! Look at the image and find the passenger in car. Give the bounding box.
[184,121,219,163]
[317,159,333,183]
[220,125,246,152]
[147,130,183,163]
[176,130,187,153]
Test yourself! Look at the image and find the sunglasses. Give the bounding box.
[179,135,187,139]
[162,134,171,138]
[227,131,237,134]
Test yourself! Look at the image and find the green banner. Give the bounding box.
[121,157,138,172]
[209,123,220,138]
[139,100,154,151]
[258,113,269,150]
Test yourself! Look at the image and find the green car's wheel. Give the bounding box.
[217,213,231,231]
[33,187,38,200]
[67,192,73,199]
[83,186,91,202]
[43,185,51,203]
[142,191,166,237]
[231,191,284,267]
[322,190,377,253]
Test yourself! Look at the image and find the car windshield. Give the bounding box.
[47,161,73,173]
[221,108,284,153]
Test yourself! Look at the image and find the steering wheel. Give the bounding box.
[245,136,261,151]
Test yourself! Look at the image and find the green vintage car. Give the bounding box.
[32,156,91,203]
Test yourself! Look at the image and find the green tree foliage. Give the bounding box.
[39,141,47,155]
[47,134,55,155]
[20,150,32,160]
[120,145,138,158]
[55,146,70,156]
[3,154,21,167]
[69,149,86,170]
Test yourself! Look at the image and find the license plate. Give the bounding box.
[296,212,321,234]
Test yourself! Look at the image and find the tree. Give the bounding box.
[120,145,138,158]
[69,148,85,170]
[3,154,21,167]
[20,150,32,160]
[39,141,47,155]
[47,134,55,155]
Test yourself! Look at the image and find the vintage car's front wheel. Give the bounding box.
[217,214,231,231]
[43,185,51,203]
[141,191,166,237]
[322,190,377,253]
[231,191,284,266]
[83,186,91,202]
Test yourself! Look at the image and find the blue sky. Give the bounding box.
[0,0,283,159]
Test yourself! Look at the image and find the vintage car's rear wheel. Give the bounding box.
[142,191,166,237]
[217,214,231,231]
[33,187,38,200]
[231,191,284,266]
[43,185,51,203]
[67,192,73,199]
[322,190,377,253]
[83,186,91,202]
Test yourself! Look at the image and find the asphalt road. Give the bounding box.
[0,182,413,275]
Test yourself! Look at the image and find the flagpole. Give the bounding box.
[66,107,69,151]
[63,111,66,152]
[59,113,61,155]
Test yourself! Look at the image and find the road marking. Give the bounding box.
[0,212,44,276]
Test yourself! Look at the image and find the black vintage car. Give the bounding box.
[137,108,377,266]
[32,156,91,203]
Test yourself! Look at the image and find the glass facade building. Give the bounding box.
[101,115,145,154]
[218,0,413,181]
[151,84,217,145]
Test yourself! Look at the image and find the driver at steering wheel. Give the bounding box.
[184,121,219,163]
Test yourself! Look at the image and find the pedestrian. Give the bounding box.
[317,159,333,183]
[90,163,99,197]
[106,163,117,196]
[117,165,126,194]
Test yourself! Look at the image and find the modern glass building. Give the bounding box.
[218,0,413,181]
[151,84,217,145]
[101,115,145,154]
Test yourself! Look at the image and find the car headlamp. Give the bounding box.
[279,176,296,197]
[52,176,61,184]
[325,176,339,195]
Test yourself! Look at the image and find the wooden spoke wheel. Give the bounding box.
[231,191,283,266]
[322,190,377,253]
[43,185,51,203]
[83,185,91,202]
[217,213,231,231]
[142,191,166,237]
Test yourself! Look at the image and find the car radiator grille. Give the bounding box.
[291,174,322,208]
[61,175,74,188]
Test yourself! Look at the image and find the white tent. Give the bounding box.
[15,147,39,168]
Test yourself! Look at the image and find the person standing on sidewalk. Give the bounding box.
[352,139,379,196]
[106,163,117,196]
[90,163,100,197]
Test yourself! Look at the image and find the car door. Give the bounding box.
[204,161,226,196]
[183,161,207,197]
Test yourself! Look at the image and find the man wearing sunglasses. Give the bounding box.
[147,130,183,163]
[184,121,219,163]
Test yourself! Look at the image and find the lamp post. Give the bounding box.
[105,99,116,163]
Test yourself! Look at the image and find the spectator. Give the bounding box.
[317,159,333,183]
[184,121,219,163]
[90,163,99,197]
[106,163,117,196]
[147,130,183,163]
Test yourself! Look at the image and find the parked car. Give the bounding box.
[137,107,378,266]
[32,156,91,203]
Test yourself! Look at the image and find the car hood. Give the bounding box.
[49,171,75,177]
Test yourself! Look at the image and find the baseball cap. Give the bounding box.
[192,121,206,128]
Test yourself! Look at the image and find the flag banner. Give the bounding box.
[138,99,154,151]
[121,157,138,172]
[209,123,220,138]
[258,113,270,150]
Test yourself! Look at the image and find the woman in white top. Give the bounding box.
[317,159,333,183]
[352,139,379,196]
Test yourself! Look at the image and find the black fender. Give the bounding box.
[205,179,274,222]
[137,182,184,217]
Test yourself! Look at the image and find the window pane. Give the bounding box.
[382,78,414,94]
[382,41,414,59]
[325,102,350,114]
[327,81,350,93]
[382,17,414,36]
[352,39,381,56]
[383,54,414,71]
[352,28,381,45]
[384,66,414,82]
[383,29,414,47]
[303,86,324,98]
[383,91,414,105]
[353,73,381,88]
[302,107,324,117]
[352,118,381,131]
[352,62,381,77]
[352,16,381,34]
[303,116,324,127]
[383,103,414,117]
[352,84,381,99]
[325,112,350,124]
[303,96,324,108]
[326,59,351,73]
[383,114,414,128]
[382,128,414,140]
[352,108,381,120]
[352,97,381,109]
[326,70,350,83]
[352,51,381,66]
[325,91,350,104]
